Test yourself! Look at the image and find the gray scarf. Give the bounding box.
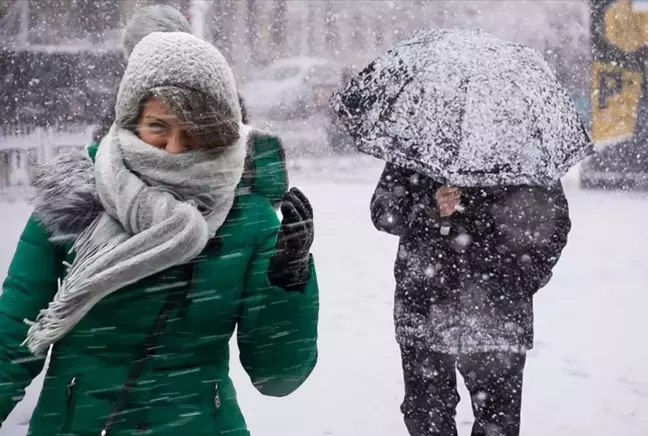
[23,124,247,356]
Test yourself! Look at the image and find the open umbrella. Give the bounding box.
[330,28,594,187]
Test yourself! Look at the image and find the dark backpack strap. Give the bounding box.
[101,264,195,435]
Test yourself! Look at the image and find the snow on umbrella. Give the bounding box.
[330,28,594,187]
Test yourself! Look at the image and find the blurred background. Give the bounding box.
[0,0,594,198]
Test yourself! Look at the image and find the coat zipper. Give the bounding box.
[212,381,222,435]
[60,376,78,433]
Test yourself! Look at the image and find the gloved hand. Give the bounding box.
[268,188,314,291]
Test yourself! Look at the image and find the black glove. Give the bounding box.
[268,188,314,291]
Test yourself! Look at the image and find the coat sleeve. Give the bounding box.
[237,200,319,397]
[0,216,62,421]
[370,163,433,237]
[484,182,571,296]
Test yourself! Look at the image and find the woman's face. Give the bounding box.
[137,97,198,154]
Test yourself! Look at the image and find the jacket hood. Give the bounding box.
[117,5,241,150]
[116,31,241,136]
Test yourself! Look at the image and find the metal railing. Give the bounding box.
[0,124,95,198]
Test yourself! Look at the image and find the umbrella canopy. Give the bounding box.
[330,28,594,187]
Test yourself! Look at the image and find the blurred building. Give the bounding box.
[0,0,590,126]
[0,0,591,195]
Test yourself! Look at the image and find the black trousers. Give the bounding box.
[400,345,526,436]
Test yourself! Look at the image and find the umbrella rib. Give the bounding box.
[452,77,470,168]
[380,72,416,124]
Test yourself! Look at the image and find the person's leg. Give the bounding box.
[457,352,526,436]
[399,344,460,436]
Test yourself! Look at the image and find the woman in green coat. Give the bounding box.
[0,14,318,436]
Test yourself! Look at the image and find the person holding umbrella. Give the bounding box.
[332,29,592,436]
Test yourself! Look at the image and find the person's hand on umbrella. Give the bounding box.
[435,186,462,217]
[268,188,314,292]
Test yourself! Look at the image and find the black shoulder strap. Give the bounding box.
[101,263,195,435]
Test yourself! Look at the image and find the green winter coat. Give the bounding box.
[0,134,318,435]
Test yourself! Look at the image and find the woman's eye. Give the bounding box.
[149,122,168,133]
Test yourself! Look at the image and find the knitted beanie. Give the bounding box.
[122,5,192,59]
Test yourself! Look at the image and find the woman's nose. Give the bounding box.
[165,132,185,154]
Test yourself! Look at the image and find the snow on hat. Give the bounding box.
[115,29,242,149]
[122,5,192,59]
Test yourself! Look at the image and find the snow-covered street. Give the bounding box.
[1,160,647,435]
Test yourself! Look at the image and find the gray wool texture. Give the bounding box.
[117,31,242,149]
[121,5,192,58]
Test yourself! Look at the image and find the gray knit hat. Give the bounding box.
[122,5,192,58]
[117,19,241,149]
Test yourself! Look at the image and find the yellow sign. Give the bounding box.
[591,61,642,146]
[604,0,648,53]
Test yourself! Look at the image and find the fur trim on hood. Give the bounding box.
[31,151,102,242]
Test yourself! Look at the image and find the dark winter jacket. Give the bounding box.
[371,163,571,353]
[0,134,316,436]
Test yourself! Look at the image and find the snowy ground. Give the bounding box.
[1,158,648,435]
